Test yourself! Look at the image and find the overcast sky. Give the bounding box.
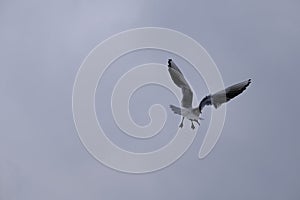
[1,0,299,199]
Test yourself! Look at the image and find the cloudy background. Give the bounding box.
[1,0,299,199]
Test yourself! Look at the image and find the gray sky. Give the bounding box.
[1,0,299,199]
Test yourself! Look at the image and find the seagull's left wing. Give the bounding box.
[199,79,251,112]
[168,59,193,108]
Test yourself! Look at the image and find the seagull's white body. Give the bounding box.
[167,59,251,129]
[181,107,200,121]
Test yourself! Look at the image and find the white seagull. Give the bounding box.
[168,59,251,129]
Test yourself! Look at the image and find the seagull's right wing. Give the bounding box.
[199,79,251,112]
[168,59,193,108]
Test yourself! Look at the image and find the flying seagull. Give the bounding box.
[168,59,251,129]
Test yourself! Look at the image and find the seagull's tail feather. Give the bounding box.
[169,105,182,115]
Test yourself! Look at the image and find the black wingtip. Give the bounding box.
[168,59,172,67]
[247,79,252,86]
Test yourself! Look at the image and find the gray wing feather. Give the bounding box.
[168,59,193,108]
[199,79,251,112]
[169,105,181,115]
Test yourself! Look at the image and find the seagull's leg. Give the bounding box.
[179,117,184,128]
[190,120,195,129]
[195,120,200,126]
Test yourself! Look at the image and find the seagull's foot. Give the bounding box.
[191,122,195,130]
[179,122,183,128]
[179,117,185,128]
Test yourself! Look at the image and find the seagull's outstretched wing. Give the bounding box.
[168,59,193,108]
[199,79,251,112]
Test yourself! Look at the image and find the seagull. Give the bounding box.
[168,59,251,129]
